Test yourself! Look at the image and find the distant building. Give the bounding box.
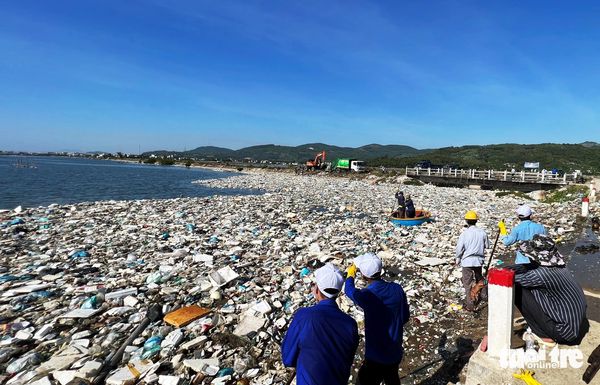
[523,162,540,171]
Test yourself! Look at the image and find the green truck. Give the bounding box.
[333,158,366,172]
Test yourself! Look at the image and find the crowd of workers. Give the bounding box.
[280,200,588,385]
[455,204,587,346]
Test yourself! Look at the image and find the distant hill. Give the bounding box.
[144,143,424,162]
[369,143,600,173]
[580,141,600,148]
[184,146,236,159]
[142,141,600,173]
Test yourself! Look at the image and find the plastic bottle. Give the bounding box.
[523,327,536,351]
[143,336,162,350]
[141,336,162,359]
[80,293,104,309]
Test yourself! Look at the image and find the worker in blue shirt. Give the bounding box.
[345,253,410,385]
[499,205,547,264]
[281,263,359,385]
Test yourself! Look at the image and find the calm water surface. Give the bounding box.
[0,156,257,209]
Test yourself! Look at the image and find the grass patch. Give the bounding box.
[403,178,424,186]
[158,158,175,166]
[542,185,589,204]
[495,191,533,200]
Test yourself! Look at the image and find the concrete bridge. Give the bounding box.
[405,167,581,192]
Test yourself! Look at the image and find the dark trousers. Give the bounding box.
[514,285,563,342]
[357,360,400,385]
[461,266,487,309]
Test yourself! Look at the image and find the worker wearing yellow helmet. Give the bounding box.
[464,210,478,220]
[455,210,490,311]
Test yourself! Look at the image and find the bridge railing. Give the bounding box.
[405,167,578,184]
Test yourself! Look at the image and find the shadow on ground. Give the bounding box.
[403,335,476,385]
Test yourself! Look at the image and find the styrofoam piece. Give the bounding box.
[183,358,220,375]
[233,313,266,336]
[209,266,239,287]
[104,288,138,301]
[59,309,102,318]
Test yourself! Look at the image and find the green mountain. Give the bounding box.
[142,141,600,173]
[234,143,423,162]
[144,143,423,162]
[184,146,236,159]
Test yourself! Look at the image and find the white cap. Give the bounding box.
[354,252,383,278]
[516,205,533,217]
[314,263,344,298]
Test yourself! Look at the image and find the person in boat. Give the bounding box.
[281,263,359,385]
[507,234,588,346]
[499,204,546,264]
[455,210,490,311]
[345,253,410,385]
[405,195,416,218]
[394,191,406,218]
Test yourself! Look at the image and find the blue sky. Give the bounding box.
[1,1,600,153]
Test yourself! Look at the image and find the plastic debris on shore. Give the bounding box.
[0,170,586,384]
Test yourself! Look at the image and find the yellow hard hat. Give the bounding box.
[465,210,478,220]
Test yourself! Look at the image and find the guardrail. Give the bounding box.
[405,167,579,184]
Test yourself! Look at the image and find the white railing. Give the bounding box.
[405,168,578,184]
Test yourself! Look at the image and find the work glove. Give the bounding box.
[346,264,357,278]
[498,220,507,236]
[512,369,542,385]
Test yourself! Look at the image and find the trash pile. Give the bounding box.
[0,171,584,384]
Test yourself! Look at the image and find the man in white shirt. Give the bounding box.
[455,210,490,311]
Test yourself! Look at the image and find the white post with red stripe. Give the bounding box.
[487,268,515,358]
[582,197,589,217]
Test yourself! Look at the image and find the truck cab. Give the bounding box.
[350,160,366,172]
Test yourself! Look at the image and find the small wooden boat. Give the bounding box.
[390,210,432,226]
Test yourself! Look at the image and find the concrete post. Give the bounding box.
[582,197,589,217]
[428,167,431,176]
[487,268,515,358]
[504,171,507,181]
